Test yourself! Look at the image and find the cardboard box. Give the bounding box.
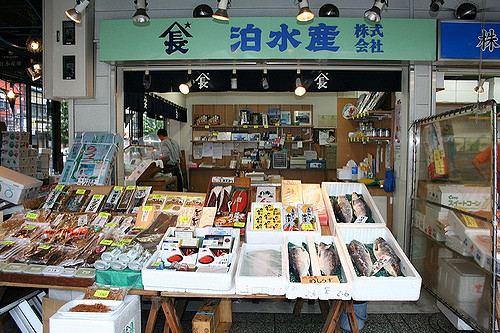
[427,185,490,211]
[437,258,485,304]
[1,131,29,144]
[0,166,42,204]
[42,296,67,333]
[192,299,232,333]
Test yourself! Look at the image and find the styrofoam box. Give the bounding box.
[444,234,472,257]
[321,182,385,228]
[437,258,485,304]
[50,295,140,333]
[0,166,42,204]
[336,226,422,301]
[235,243,287,295]
[414,210,425,231]
[313,235,353,300]
[468,233,497,270]
[245,211,321,244]
[284,234,320,300]
[142,227,240,292]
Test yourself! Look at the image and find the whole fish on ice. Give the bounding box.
[373,237,402,277]
[332,195,353,223]
[318,242,340,276]
[351,192,371,222]
[290,245,311,277]
[348,239,373,277]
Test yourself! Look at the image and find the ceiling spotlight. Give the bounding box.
[65,0,91,24]
[262,69,269,90]
[429,0,444,12]
[133,0,150,23]
[143,70,151,90]
[26,35,42,53]
[27,63,42,81]
[456,2,477,20]
[319,4,340,17]
[231,69,237,90]
[213,0,230,21]
[179,70,192,94]
[473,78,485,94]
[297,0,315,22]
[294,69,306,97]
[364,0,388,23]
[1,86,18,111]
[193,4,214,17]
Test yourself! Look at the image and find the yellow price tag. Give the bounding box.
[264,125,269,129]
[461,213,478,228]
[111,242,124,247]
[143,205,153,212]
[301,224,314,231]
[92,194,103,200]
[55,185,65,190]
[23,225,36,230]
[178,216,190,223]
[253,125,259,129]
[126,186,136,190]
[100,240,113,245]
[38,245,51,250]
[2,241,14,245]
[120,238,133,243]
[234,222,245,228]
[151,194,164,199]
[137,186,148,190]
[204,125,209,129]
[300,275,340,284]
[105,223,116,227]
[243,125,248,129]
[93,290,110,298]
[114,186,124,191]
[26,212,39,219]
[433,149,445,175]
[98,212,111,218]
[76,189,86,195]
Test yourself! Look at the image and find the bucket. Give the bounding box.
[339,301,368,331]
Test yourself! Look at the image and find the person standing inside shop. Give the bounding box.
[157,129,183,191]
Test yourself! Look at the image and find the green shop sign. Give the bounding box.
[100,17,436,62]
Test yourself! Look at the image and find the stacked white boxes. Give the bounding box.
[322,182,422,301]
[37,148,51,179]
[1,132,32,176]
[0,166,42,204]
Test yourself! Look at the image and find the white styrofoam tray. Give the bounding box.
[321,182,385,228]
[245,211,321,244]
[313,235,353,300]
[235,243,287,296]
[141,227,240,292]
[336,226,422,301]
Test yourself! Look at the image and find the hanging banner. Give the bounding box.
[440,21,500,59]
[100,17,436,62]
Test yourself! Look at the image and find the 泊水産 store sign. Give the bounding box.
[100,17,436,62]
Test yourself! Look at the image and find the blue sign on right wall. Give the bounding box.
[441,21,500,59]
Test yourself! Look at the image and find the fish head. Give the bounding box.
[352,192,359,200]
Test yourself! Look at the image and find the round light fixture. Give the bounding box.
[193,4,213,17]
[456,3,477,20]
[319,4,340,17]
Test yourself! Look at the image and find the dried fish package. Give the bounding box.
[127,186,151,214]
[42,185,67,210]
[116,186,136,213]
[102,186,124,212]
[62,189,91,212]
[14,242,60,265]
[85,194,107,213]
[239,248,282,277]
[0,239,30,262]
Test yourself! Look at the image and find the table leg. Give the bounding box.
[293,298,304,317]
[345,300,360,333]
[318,300,331,319]
[321,300,342,333]
[145,297,160,333]
[161,297,184,333]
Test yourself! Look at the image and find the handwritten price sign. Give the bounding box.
[300,276,340,284]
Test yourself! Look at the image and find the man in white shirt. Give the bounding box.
[157,129,182,190]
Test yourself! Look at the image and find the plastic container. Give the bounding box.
[336,226,422,301]
[437,258,485,304]
[339,301,368,331]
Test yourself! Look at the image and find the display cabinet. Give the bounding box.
[409,100,498,332]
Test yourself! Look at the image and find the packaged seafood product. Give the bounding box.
[298,204,316,231]
[14,242,59,265]
[85,194,107,213]
[23,209,51,223]
[135,206,157,229]
[301,184,328,225]
[102,186,124,212]
[176,207,196,227]
[83,283,129,301]
[283,205,300,231]
[184,196,205,208]
[42,185,67,210]
[252,203,282,230]
[145,193,168,209]
[10,223,47,241]
[62,189,91,212]
[127,186,152,214]
[239,248,282,277]
[282,180,303,206]
[163,195,187,212]
[116,186,136,213]
[0,239,29,262]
